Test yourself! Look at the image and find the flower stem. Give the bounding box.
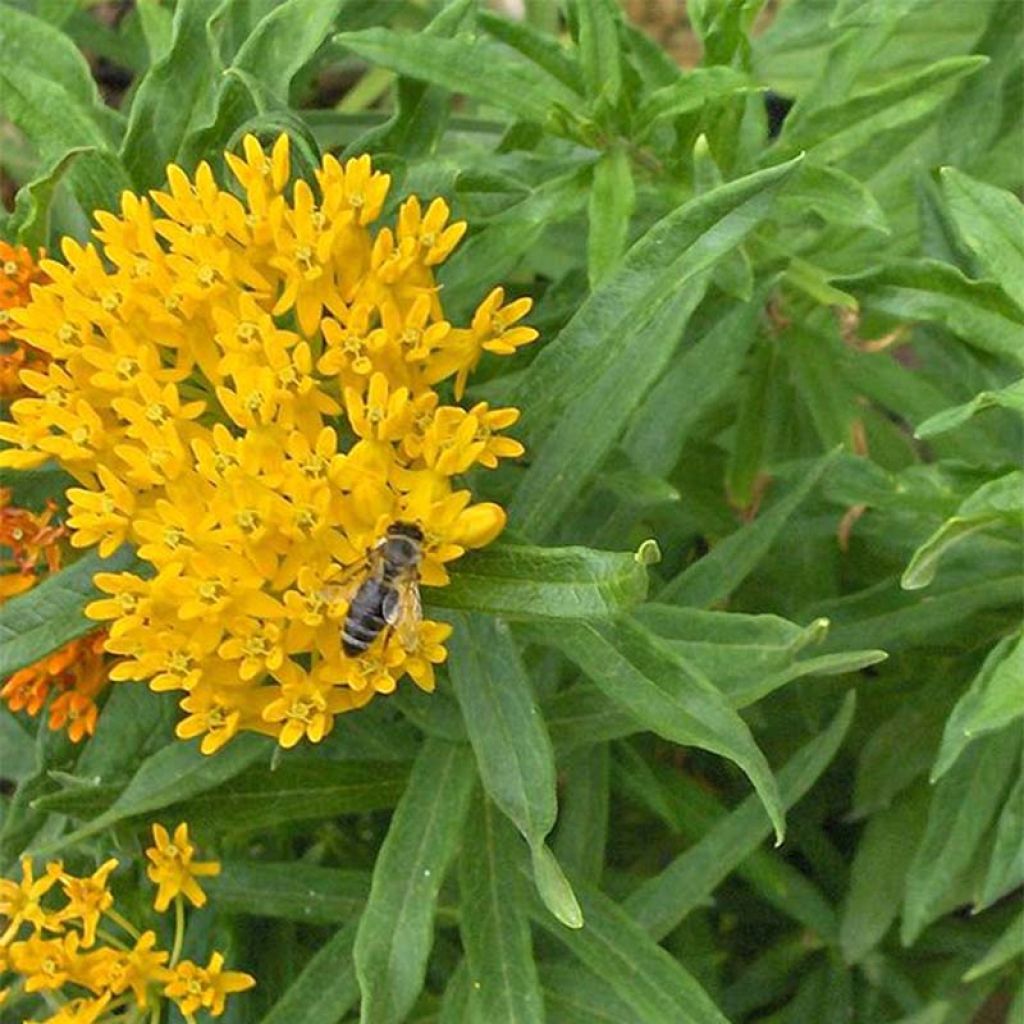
[169,894,185,967]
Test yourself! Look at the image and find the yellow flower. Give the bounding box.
[87,930,170,1008]
[145,823,220,912]
[8,932,84,992]
[164,951,255,1018]
[31,993,112,1024]
[56,859,118,946]
[2,133,538,752]
[0,857,61,943]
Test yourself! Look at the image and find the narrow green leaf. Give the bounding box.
[576,0,622,105]
[902,471,1023,591]
[170,759,410,831]
[660,452,838,606]
[259,921,360,1024]
[334,27,584,125]
[0,709,35,783]
[552,744,609,885]
[636,66,756,130]
[623,294,761,477]
[775,55,987,164]
[916,378,1024,438]
[530,842,584,930]
[932,633,1024,780]
[446,613,557,849]
[120,0,223,190]
[977,774,1024,910]
[839,782,930,964]
[459,796,546,1023]
[725,339,774,507]
[530,615,786,842]
[778,164,890,234]
[0,547,143,678]
[941,167,1024,312]
[477,9,584,95]
[540,963,636,1024]
[530,883,731,1024]
[136,0,174,64]
[510,281,707,539]
[30,734,268,856]
[588,147,635,288]
[354,739,475,1024]
[510,156,804,536]
[902,726,1020,944]
[623,693,855,939]
[433,542,650,619]
[204,861,370,924]
[963,908,1024,983]
[840,258,1024,366]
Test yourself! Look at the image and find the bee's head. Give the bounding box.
[387,521,424,543]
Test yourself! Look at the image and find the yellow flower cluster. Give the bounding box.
[0,134,537,753]
[0,822,253,1022]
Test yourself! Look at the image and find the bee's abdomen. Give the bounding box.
[342,579,388,656]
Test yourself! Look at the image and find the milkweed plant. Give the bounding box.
[0,1,1021,1023]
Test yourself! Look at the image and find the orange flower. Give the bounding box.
[0,240,49,396]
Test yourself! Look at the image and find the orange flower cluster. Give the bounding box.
[0,823,253,1022]
[0,489,109,741]
[0,240,49,397]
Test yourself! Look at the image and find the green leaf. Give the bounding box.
[588,147,635,288]
[636,66,757,131]
[528,615,786,842]
[660,452,838,606]
[30,734,268,856]
[354,739,475,1024]
[622,693,855,940]
[839,782,931,964]
[839,258,1024,366]
[205,861,370,924]
[529,882,731,1024]
[779,163,890,235]
[774,55,987,164]
[0,67,131,215]
[637,605,885,707]
[431,542,651,619]
[120,0,223,190]
[446,613,576,927]
[259,921,361,1024]
[963,907,1024,983]
[552,743,609,885]
[170,758,410,831]
[136,0,174,64]
[902,725,1020,944]
[458,795,546,1023]
[477,9,583,95]
[977,773,1024,910]
[510,156,805,538]
[8,148,92,249]
[0,709,36,783]
[0,547,142,679]
[440,165,590,305]
[334,27,584,125]
[916,378,1024,439]
[902,471,1023,591]
[576,0,622,106]
[540,963,637,1024]
[231,0,344,99]
[623,294,761,477]
[529,841,584,931]
[0,6,102,109]
[941,167,1024,312]
[932,633,1024,780]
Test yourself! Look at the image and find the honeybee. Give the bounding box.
[339,521,424,656]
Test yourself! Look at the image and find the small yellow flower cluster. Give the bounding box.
[0,822,253,1022]
[0,134,537,753]
[1,490,110,742]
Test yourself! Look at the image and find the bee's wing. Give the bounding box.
[383,576,422,650]
[319,549,381,608]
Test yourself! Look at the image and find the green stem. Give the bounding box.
[169,895,185,967]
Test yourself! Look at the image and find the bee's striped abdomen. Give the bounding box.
[342,577,389,656]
